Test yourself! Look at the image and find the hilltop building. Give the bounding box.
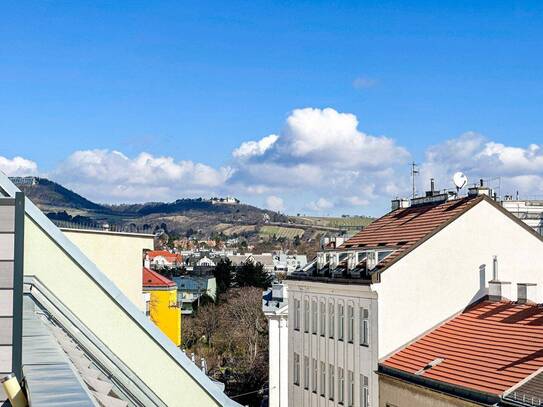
[0,173,240,406]
[143,267,182,346]
[286,182,543,407]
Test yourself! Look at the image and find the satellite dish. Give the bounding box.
[453,172,468,189]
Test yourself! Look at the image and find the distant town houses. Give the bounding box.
[145,249,183,269]
[173,274,217,315]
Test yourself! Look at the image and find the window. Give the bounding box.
[294,299,300,331]
[311,299,318,335]
[304,299,310,333]
[328,364,335,401]
[360,307,369,346]
[293,353,300,385]
[338,303,345,341]
[312,358,317,393]
[320,301,326,336]
[320,362,326,397]
[347,305,354,343]
[338,367,344,404]
[348,370,354,407]
[304,356,309,390]
[361,374,369,407]
[328,302,335,339]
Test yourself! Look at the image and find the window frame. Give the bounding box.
[360,307,369,346]
[328,302,335,339]
[293,353,300,386]
[338,303,345,341]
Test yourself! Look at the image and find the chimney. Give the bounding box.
[391,198,410,211]
[489,256,511,301]
[517,283,537,304]
[430,178,435,194]
[489,280,511,301]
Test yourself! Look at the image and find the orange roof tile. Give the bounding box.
[340,195,484,270]
[142,267,176,288]
[146,250,182,262]
[382,300,543,396]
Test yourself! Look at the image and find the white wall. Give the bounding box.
[287,280,379,407]
[62,228,153,311]
[267,313,289,407]
[375,199,543,359]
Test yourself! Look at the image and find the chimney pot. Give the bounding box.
[489,280,511,301]
[517,283,537,304]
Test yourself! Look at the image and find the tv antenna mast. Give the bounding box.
[411,162,419,199]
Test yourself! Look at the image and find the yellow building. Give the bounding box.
[143,267,181,346]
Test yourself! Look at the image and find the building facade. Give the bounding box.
[263,284,290,407]
[143,267,182,346]
[287,280,378,407]
[286,187,543,407]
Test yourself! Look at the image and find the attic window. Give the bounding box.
[397,241,408,246]
[415,358,445,375]
[344,244,353,248]
[377,243,387,247]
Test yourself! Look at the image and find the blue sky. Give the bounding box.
[2,1,543,215]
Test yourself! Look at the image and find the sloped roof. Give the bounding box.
[143,267,176,288]
[340,195,484,270]
[147,250,182,262]
[382,300,543,396]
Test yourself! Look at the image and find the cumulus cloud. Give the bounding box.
[307,197,334,212]
[420,132,543,196]
[232,134,278,159]
[229,107,410,214]
[0,156,38,176]
[52,149,233,202]
[265,195,285,212]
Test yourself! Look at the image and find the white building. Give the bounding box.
[228,253,275,273]
[286,185,543,407]
[501,197,543,235]
[273,253,308,274]
[263,284,289,407]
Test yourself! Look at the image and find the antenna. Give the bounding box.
[453,172,468,192]
[411,162,419,199]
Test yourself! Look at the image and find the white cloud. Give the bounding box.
[420,133,543,196]
[265,195,285,212]
[232,134,278,159]
[53,149,233,202]
[0,156,38,176]
[307,197,334,212]
[230,107,410,213]
[353,76,378,90]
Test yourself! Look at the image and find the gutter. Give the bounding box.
[378,364,500,406]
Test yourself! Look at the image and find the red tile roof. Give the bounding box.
[382,300,543,396]
[146,250,182,263]
[340,195,484,270]
[142,267,176,288]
